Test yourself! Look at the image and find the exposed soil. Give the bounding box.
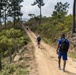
[22,25,76,75]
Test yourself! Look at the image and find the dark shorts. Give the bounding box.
[58,52,67,60]
[37,41,40,45]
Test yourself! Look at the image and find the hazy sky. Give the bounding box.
[21,0,73,21]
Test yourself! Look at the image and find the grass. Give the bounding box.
[0,61,30,75]
[0,42,36,75]
[68,52,76,59]
[15,69,29,75]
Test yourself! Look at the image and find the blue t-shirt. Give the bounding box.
[58,38,70,53]
[58,38,70,46]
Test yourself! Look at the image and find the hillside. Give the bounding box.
[22,25,76,75]
[0,22,76,75]
[0,1,76,75]
[27,15,76,58]
[0,43,38,75]
[0,27,34,75]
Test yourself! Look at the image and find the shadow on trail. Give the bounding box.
[65,70,76,75]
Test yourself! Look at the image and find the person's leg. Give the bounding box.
[38,41,40,48]
[62,53,67,72]
[58,52,62,69]
[37,42,39,48]
[38,43,39,48]
[39,44,40,48]
[63,60,66,71]
[58,58,61,69]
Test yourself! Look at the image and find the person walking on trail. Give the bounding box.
[26,26,29,30]
[37,35,41,48]
[56,34,70,72]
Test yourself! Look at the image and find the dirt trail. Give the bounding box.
[22,25,76,75]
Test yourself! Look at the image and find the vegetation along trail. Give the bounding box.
[22,24,76,75]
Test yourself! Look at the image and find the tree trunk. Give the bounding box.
[0,54,2,70]
[14,1,15,26]
[0,10,2,25]
[72,0,75,33]
[39,3,41,25]
[5,7,7,30]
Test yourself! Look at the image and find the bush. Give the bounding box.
[0,28,30,57]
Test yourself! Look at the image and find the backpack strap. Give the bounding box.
[61,38,67,43]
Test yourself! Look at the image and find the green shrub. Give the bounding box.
[0,28,30,57]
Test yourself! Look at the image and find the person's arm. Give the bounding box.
[56,40,61,54]
[36,37,38,42]
[56,44,60,54]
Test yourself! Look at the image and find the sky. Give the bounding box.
[21,0,73,21]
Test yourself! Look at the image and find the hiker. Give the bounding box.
[26,26,28,30]
[56,34,70,72]
[36,35,41,48]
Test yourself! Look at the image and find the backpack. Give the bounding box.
[59,39,69,53]
[37,36,41,42]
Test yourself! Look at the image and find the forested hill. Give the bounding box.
[27,14,72,43]
[26,0,76,58]
[27,2,72,44]
[27,14,76,58]
[0,1,76,75]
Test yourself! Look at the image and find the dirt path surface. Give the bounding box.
[22,25,76,75]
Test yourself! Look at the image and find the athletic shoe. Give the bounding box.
[58,65,61,70]
[62,68,65,72]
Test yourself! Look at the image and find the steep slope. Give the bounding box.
[22,24,76,75]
